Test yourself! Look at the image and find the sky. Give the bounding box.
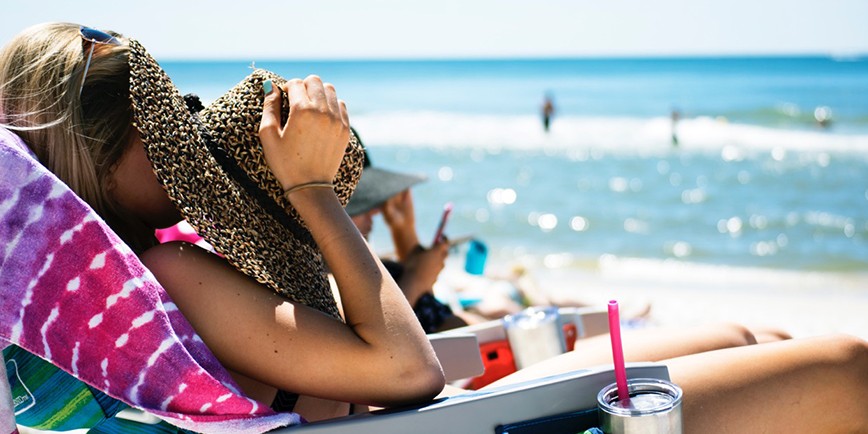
[2,0,868,60]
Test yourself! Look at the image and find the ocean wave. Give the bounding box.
[351,111,868,156]
[457,252,868,292]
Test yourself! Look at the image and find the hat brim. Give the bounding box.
[345,167,426,216]
[128,39,363,319]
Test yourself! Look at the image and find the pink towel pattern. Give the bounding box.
[0,127,300,432]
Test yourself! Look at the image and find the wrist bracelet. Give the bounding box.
[283,182,335,198]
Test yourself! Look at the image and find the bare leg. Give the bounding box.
[227,370,276,404]
[485,322,760,388]
[667,334,868,434]
[480,332,865,432]
[750,325,793,343]
[293,396,350,422]
[226,370,351,422]
[470,292,523,320]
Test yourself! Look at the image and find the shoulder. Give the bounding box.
[140,241,226,277]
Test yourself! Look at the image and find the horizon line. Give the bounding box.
[157,52,868,63]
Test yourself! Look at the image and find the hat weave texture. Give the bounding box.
[128,39,363,318]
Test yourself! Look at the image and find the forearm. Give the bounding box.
[397,273,427,306]
[389,222,420,261]
[290,189,438,362]
[257,76,444,406]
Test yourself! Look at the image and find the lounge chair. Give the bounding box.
[282,363,669,434]
[4,338,669,433]
[1,126,669,433]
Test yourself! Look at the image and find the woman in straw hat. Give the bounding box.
[1,23,865,432]
[0,22,443,420]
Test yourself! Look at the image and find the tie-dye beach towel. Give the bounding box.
[0,127,301,433]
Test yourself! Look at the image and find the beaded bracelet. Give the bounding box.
[283,182,335,199]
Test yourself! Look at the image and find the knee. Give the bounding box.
[822,334,868,374]
[745,325,793,342]
[712,322,758,347]
[807,334,868,402]
[712,322,795,347]
[820,334,868,430]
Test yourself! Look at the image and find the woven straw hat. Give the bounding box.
[128,39,363,319]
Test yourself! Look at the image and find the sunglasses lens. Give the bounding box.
[78,26,121,97]
[80,26,119,45]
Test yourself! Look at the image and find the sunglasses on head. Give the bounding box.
[79,26,122,97]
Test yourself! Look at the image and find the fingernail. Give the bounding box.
[262,79,273,96]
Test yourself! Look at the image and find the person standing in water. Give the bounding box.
[541,92,555,132]
[671,108,681,147]
[814,105,832,129]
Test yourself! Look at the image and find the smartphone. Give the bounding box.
[432,202,453,245]
[448,234,474,247]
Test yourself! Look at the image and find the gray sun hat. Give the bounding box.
[344,134,427,216]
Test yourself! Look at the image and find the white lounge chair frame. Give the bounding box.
[285,363,669,433]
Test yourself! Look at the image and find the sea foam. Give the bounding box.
[352,111,868,156]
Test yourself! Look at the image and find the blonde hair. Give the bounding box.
[0,22,152,250]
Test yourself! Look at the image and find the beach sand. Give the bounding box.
[439,256,868,340]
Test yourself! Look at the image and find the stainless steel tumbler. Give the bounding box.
[597,378,683,434]
[502,307,564,370]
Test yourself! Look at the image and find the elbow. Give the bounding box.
[405,362,447,402]
[374,359,446,408]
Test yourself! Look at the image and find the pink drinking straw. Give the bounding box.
[608,299,631,405]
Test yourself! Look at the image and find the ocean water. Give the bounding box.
[162,57,868,275]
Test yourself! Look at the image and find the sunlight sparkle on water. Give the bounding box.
[721,145,744,162]
[771,147,787,161]
[657,160,670,175]
[777,234,789,247]
[487,188,517,206]
[438,166,453,181]
[681,188,706,204]
[751,241,779,257]
[749,215,769,230]
[609,177,629,193]
[537,213,558,232]
[475,208,490,223]
[570,216,589,232]
[718,217,743,236]
[670,241,692,258]
[624,218,649,234]
[816,153,830,167]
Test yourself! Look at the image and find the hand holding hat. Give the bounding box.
[129,38,365,318]
[260,75,350,193]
